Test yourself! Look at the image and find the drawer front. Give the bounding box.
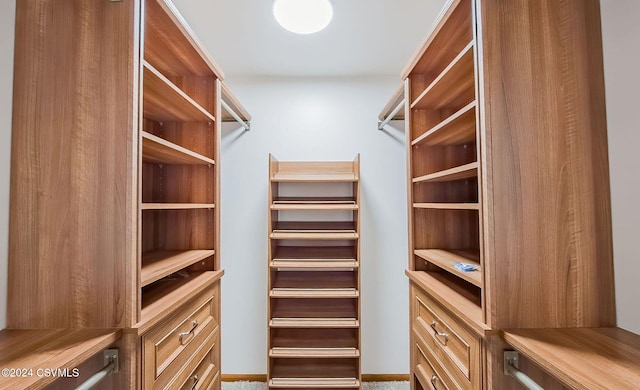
[143,281,220,389]
[180,341,220,390]
[414,332,453,390]
[207,371,220,390]
[412,284,481,390]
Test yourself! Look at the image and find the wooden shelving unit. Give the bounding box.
[397,0,616,389]
[267,155,362,389]
[7,0,252,388]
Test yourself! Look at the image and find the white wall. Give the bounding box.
[219,76,409,374]
[0,0,16,329]
[601,0,640,335]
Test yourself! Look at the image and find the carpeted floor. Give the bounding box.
[222,381,409,390]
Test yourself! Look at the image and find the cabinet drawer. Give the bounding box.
[414,332,453,390]
[412,285,481,390]
[180,342,220,390]
[143,281,220,389]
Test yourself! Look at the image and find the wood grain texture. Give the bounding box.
[407,273,486,335]
[138,271,223,333]
[414,330,460,390]
[269,347,360,358]
[402,0,473,81]
[412,102,477,147]
[269,377,360,388]
[269,318,360,329]
[477,0,615,329]
[142,282,218,390]
[143,62,215,122]
[179,346,218,390]
[0,329,122,390]
[141,249,216,286]
[142,131,215,165]
[414,249,482,287]
[412,286,482,389]
[411,42,476,111]
[503,328,640,390]
[271,329,358,349]
[144,0,224,79]
[8,0,138,329]
[412,162,478,183]
[270,358,359,382]
[268,156,361,387]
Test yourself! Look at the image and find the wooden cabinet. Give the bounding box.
[267,155,362,389]
[396,0,617,388]
[6,0,249,388]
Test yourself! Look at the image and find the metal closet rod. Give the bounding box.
[74,349,119,390]
[378,98,405,130]
[504,351,544,390]
[221,99,251,131]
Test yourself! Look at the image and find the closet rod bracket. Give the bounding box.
[103,348,119,374]
[378,98,405,130]
[503,351,543,390]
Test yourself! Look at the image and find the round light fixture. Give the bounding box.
[273,0,333,35]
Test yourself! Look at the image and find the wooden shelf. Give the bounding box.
[273,197,356,205]
[405,270,487,335]
[143,61,215,122]
[273,221,356,232]
[271,222,358,240]
[0,329,122,390]
[415,249,482,287]
[402,0,473,80]
[270,288,359,298]
[271,232,359,240]
[271,203,358,211]
[274,246,356,259]
[141,249,215,287]
[270,318,359,329]
[413,203,479,210]
[268,378,360,388]
[503,328,640,390]
[269,347,360,358]
[138,270,224,334]
[272,246,358,270]
[141,203,215,210]
[144,0,223,78]
[412,101,477,146]
[142,131,215,165]
[411,42,475,110]
[413,162,478,183]
[271,259,358,270]
[271,173,359,183]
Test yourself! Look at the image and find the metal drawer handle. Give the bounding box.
[190,374,199,390]
[430,321,449,345]
[179,320,199,344]
[431,375,440,389]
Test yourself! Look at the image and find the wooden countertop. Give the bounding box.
[0,328,121,390]
[503,327,640,390]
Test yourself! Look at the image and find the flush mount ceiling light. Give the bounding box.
[273,0,334,34]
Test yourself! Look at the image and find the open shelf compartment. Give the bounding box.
[271,246,358,270]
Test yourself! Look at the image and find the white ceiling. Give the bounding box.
[171,0,448,78]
